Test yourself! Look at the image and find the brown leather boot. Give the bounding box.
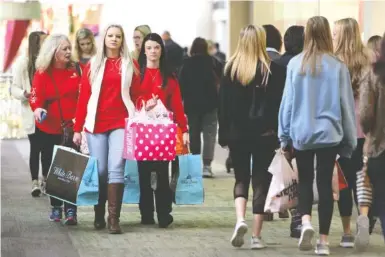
[107,183,124,234]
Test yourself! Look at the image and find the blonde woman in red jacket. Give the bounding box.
[73,24,139,234]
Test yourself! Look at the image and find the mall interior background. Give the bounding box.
[1,0,385,139]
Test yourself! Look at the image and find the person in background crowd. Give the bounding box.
[73,28,97,71]
[162,31,184,74]
[218,24,285,250]
[278,16,356,256]
[367,35,382,63]
[359,32,385,245]
[182,46,189,60]
[179,37,222,178]
[29,34,81,225]
[333,17,372,248]
[11,31,47,197]
[275,25,305,237]
[131,33,189,228]
[132,25,151,60]
[73,24,138,234]
[262,23,287,221]
[263,24,282,61]
[214,42,226,64]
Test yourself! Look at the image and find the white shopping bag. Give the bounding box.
[264,151,299,213]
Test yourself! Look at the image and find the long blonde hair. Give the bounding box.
[225,25,271,86]
[334,18,370,97]
[301,16,334,76]
[36,34,73,72]
[74,28,97,62]
[89,24,137,84]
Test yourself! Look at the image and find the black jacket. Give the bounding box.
[275,52,296,67]
[179,55,223,115]
[164,39,184,74]
[218,61,286,147]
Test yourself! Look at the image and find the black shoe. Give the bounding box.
[290,227,301,239]
[264,213,274,221]
[158,214,173,228]
[141,216,156,225]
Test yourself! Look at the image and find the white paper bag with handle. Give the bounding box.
[264,151,299,213]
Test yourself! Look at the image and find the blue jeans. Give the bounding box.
[86,129,125,186]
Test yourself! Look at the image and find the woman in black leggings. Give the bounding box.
[218,24,285,249]
[278,17,356,256]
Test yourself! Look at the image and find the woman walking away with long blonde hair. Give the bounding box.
[278,16,356,256]
[333,17,372,248]
[218,24,285,250]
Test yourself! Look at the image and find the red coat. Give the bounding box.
[29,68,80,134]
[130,68,188,132]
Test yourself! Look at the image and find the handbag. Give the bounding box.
[48,72,77,149]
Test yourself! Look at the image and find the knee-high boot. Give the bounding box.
[107,183,124,234]
[94,183,107,230]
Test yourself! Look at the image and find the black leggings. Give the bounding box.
[296,146,338,235]
[229,136,277,214]
[138,161,172,218]
[337,138,364,217]
[28,126,56,180]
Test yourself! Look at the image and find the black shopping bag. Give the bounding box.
[46,146,90,205]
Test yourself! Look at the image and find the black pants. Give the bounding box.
[188,110,217,166]
[296,146,338,235]
[367,150,385,239]
[138,161,172,218]
[229,136,277,214]
[36,129,76,210]
[337,138,364,217]
[27,126,54,180]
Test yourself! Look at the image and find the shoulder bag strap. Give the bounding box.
[47,71,65,125]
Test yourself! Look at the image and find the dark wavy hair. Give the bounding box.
[28,31,46,82]
[284,25,304,55]
[373,33,385,84]
[190,37,208,56]
[263,24,283,51]
[138,33,174,88]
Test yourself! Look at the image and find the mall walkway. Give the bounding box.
[1,139,384,257]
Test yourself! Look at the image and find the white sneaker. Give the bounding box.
[31,180,41,197]
[298,222,315,251]
[230,221,248,248]
[355,215,370,251]
[251,236,266,249]
[315,240,330,256]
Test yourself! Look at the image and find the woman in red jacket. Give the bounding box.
[29,34,80,225]
[131,33,189,228]
[73,24,139,234]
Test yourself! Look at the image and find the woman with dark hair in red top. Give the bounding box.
[29,34,80,225]
[131,33,189,228]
